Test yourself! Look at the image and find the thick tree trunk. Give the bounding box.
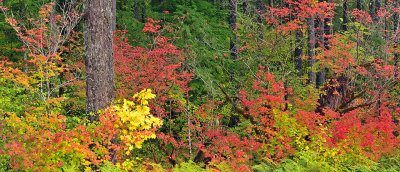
[308,15,316,85]
[295,29,303,77]
[317,66,326,87]
[316,10,325,87]
[112,0,116,31]
[343,0,348,31]
[257,0,263,41]
[395,1,399,77]
[229,0,238,60]
[84,0,116,119]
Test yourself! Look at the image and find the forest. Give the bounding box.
[1,0,400,171]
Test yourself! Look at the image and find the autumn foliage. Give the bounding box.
[2,0,400,171]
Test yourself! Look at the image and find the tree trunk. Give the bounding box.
[242,0,248,15]
[112,0,116,31]
[295,29,303,77]
[229,0,238,60]
[257,0,263,41]
[369,0,375,21]
[308,15,316,85]
[316,8,325,87]
[133,2,140,21]
[395,1,399,77]
[141,3,146,23]
[384,0,388,39]
[84,0,116,119]
[395,1,399,37]
[375,0,381,22]
[324,0,333,49]
[357,0,362,10]
[343,0,348,31]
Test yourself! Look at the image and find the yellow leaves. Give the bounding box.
[81,160,91,166]
[111,89,162,155]
[28,54,65,84]
[133,89,156,105]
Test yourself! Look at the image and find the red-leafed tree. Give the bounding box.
[113,18,194,166]
[113,18,193,117]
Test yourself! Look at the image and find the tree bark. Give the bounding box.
[308,15,316,85]
[395,1,399,77]
[384,0,388,39]
[84,0,116,119]
[112,0,116,31]
[395,1,399,33]
[343,0,348,31]
[257,0,263,41]
[375,0,381,22]
[133,2,140,21]
[316,8,325,87]
[229,0,238,60]
[295,29,303,77]
[369,0,375,21]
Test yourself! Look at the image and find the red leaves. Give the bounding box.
[316,35,357,74]
[326,106,399,160]
[265,7,292,25]
[352,9,373,24]
[142,18,162,33]
[264,0,335,34]
[113,19,196,167]
[114,19,193,118]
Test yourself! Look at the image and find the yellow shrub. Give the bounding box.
[113,89,162,154]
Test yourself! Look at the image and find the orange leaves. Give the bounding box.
[0,60,31,88]
[46,97,65,105]
[38,3,55,18]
